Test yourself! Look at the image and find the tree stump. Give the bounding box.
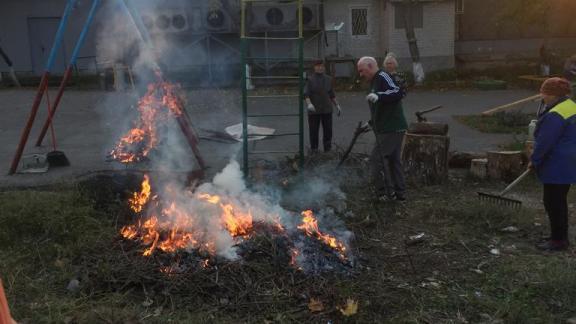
[408,122,449,136]
[449,151,487,169]
[487,151,525,182]
[470,158,488,179]
[402,133,450,185]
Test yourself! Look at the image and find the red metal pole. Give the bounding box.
[35,67,73,147]
[8,73,50,174]
[175,115,206,170]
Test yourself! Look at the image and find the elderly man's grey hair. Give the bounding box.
[357,56,378,68]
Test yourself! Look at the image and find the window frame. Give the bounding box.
[349,4,371,38]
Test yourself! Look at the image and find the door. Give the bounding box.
[28,17,67,75]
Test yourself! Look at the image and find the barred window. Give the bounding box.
[351,7,368,36]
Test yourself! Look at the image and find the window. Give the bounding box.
[351,7,368,36]
[394,3,423,29]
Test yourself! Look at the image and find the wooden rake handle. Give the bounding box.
[499,169,532,196]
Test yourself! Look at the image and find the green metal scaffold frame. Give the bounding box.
[240,0,305,178]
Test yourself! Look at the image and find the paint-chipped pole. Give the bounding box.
[8,0,77,175]
[0,45,21,87]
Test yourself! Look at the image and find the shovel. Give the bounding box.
[477,169,531,207]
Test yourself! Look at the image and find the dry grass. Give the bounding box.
[1,162,576,323]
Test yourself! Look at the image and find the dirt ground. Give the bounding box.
[0,87,535,188]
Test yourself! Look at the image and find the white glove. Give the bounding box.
[336,105,342,116]
[366,93,379,103]
[307,103,316,112]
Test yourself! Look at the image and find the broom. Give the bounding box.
[477,169,531,207]
[44,89,70,167]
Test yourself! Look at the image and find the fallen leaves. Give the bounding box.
[308,298,324,312]
[307,298,358,317]
[338,298,358,316]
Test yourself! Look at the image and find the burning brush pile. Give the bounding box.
[119,162,353,274]
[108,77,354,275]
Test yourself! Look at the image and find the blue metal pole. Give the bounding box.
[9,0,77,174]
[118,0,160,72]
[36,0,101,147]
[45,0,78,71]
[69,0,100,64]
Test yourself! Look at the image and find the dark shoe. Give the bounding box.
[393,192,406,202]
[536,240,569,251]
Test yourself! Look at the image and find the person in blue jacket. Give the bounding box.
[530,77,576,251]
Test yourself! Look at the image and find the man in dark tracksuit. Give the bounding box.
[357,56,408,201]
[304,61,341,152]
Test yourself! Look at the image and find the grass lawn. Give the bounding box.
[454,111,536,135]
[1,172,576,323]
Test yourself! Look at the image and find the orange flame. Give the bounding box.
[109,79,184,163]
[129,174,151,212]
[220,203,253,237]
[298,210,348,260]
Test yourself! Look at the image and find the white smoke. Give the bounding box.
[211,160,246,195]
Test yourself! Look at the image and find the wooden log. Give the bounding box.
[481,94,541,116]
[449,151,487,169]
[408,122,449,136]
[487,151,525,182]
[402,133,450,185]
[470,158,488,179]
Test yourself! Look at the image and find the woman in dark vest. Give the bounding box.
[304,60,341,153]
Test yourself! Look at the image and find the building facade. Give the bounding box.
[0,0,457,79]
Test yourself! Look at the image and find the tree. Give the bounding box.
[401,0,425,84]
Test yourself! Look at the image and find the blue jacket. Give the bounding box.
[531,97,576,184]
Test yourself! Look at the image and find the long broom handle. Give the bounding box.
[499,169,532,196]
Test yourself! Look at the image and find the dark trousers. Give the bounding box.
[543,184,571,241]
[371,132,406,195]
[308,113,332,152]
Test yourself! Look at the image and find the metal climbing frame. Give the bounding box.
[240,0,305,178]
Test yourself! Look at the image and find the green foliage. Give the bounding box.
[454,111,535,134]
[496,0,551,34]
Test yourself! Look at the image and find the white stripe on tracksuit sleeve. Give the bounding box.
[376,72,400,96]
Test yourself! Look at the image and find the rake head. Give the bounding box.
[477,191,522,208]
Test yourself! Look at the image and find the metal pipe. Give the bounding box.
[9,0,77,174]
[0,45,21,87]
[298,0,304,169]
[36,0,101,147]
[241,0,249,178]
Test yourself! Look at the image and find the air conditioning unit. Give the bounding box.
[203,7,234,33]
[248,2,321,32]
[141,10,190,34]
